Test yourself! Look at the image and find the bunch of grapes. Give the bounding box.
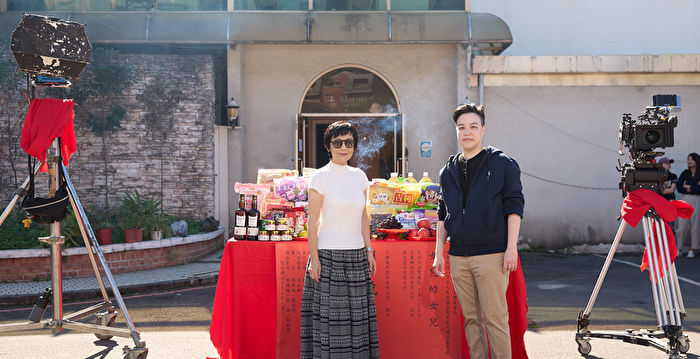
[379,216,402,229]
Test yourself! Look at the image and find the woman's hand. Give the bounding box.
[367,251,377,276]
[308,257,321,282]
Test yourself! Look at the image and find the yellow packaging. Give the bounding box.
[368,184,396,206]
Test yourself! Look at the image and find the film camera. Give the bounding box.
[618,95,680,197]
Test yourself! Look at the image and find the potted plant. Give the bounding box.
[119,192,146,243]
[92,207,115,246]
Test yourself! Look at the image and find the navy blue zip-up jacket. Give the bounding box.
[438,146,525,257]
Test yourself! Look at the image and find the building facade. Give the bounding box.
[1,0,697,246]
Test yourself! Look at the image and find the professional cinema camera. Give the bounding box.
[618,95,680,197]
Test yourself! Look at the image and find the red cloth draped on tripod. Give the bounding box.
[20,98,76,172]
[620,189,694,277]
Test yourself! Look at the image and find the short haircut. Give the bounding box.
[452,103,485,126]
[323,121,358,151]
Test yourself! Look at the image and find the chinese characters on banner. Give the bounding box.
[275,241,463,359]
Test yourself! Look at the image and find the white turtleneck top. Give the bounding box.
[308,161,369,249]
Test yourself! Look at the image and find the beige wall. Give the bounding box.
[481,83,700,246]
[229,43,462,183]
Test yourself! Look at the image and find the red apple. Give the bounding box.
[408,228,419,238]
[429,229,436,237]
[417,218,431,229]
[418,228,431,237]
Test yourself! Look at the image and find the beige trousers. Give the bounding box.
[449,252,510,359]
[676,194,700,250]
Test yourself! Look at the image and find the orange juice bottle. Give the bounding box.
[388,172,399,184]
[404,172,418,183]
[419,171,432,183]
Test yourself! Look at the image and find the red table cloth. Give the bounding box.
[210,240,528,359]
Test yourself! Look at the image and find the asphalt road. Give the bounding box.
[0,252,699,358]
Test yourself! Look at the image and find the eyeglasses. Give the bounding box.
[330,139,355,149]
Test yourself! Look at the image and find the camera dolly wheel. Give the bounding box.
[576,339,592,355]
[123,345,148,359]
[678,335,690,354]
[94,312,117,340]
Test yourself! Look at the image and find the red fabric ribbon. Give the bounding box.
[20,98,76,172]
[620,189,694,276]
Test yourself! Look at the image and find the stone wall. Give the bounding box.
[0,52,216,219]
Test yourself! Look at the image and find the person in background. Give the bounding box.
[300,121,379,359]
[432,103,524,359]
[676,153,700,258]
[658,157,678,233]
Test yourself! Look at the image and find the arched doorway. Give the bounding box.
[296,66,404,180]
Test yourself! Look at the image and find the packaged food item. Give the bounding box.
[414,209,439,228]
[368,185,396,206]
[270,231,281,241]
[281,231,293,241]
[259,231,270,241]
[414,184,440,209]
[234,182,272,210]
[396,211,416,229]
[392,189,416,209]
[369,212,394,235]
[273,176,309,202]
[276,218,290,231]
[262,220,277,231]
[257,169,298,185]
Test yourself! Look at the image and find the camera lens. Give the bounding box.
[644,129,660,144]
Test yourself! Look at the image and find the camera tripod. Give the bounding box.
[576,209,689,359]
[0,80,148,359]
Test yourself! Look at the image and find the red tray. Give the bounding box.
[294,237,308,241]
[408,236,436,241]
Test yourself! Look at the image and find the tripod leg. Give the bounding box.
[642,216,665,328]
[656,218,683,325]
[62,165,146,349]
[671,265,686,316]
[582,220,627,317]
[0,163,41,228]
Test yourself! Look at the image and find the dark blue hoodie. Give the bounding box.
[438,146,524,257]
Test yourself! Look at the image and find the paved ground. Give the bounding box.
[1,247,700,358]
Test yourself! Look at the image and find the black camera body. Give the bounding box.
[618,96,679,197]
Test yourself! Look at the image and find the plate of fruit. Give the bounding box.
[375,216,407,240]
[407,218,436,241]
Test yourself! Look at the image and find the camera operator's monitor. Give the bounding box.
[653,94,681,111]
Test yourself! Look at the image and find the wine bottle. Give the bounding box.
[233,194,247,240]
[247,195,260,240]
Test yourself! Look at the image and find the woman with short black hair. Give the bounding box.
[300,121,380,359]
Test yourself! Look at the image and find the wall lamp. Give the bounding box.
[226,97,240,129]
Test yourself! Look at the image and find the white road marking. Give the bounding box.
[593,254,700,288]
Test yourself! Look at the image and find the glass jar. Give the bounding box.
[281,230,293,241]
[270,230,281,241]
[258,230,270,241]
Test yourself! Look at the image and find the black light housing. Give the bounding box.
[226,97,240,128]
[11,14,91,79]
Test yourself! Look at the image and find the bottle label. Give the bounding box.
[247,227,259,236]
[235,215,246,227]
[234,227,247,236]
[248,215,258,226]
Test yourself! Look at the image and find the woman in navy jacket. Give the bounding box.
[432,103,524,359]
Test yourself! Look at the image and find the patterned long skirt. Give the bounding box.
[300,248,380,359]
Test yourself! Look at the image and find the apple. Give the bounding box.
[418,228,431,237]
[429,229,436,237]
[416,218,431,229]
[408,228,419,238]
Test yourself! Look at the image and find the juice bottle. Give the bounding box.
[404,172,417,183]
[388,172,399,184]
[419,172,432,183]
